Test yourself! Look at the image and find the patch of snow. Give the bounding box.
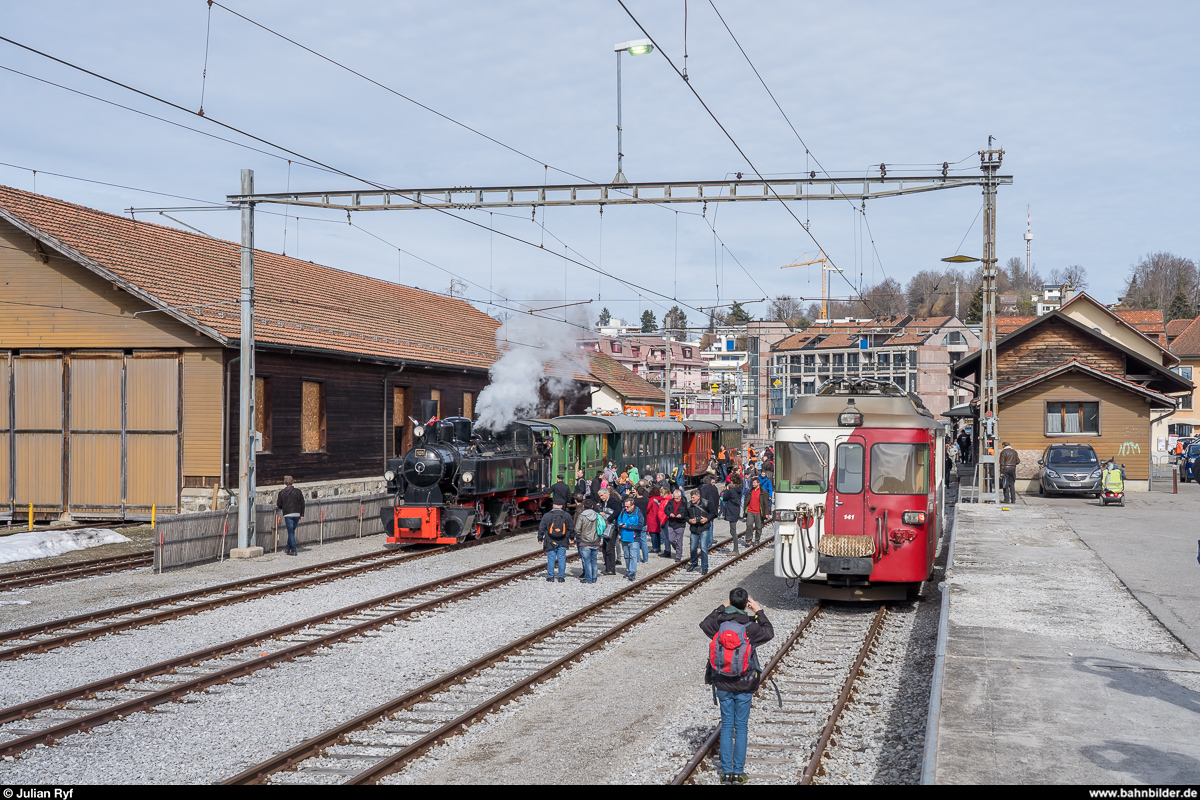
[0,529,131,565]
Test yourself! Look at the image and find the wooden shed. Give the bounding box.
[0,185,501,520]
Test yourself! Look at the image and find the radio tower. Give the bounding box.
[1024,204,1033,286]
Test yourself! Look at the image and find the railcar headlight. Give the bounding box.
[462,471,474,484]
[902,511,926,525]
[774,510,796,522]
[384,470,396,482]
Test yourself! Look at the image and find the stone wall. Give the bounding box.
[180,475,388,514]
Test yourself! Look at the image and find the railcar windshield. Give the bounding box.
[870,443,930,495]
[1046,446,1098,466]
[777,441,829,493]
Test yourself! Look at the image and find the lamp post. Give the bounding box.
[613,38,654,185]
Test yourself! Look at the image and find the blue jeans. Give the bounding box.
[637,530,648,562]
[703,525,714,551]
[622,540,639,578]
[689,530,709,571]
[716,690,753,774]
[650,530,663,552]
[284,516,299,552]
[578,545,599,582]
[546,545,567,578]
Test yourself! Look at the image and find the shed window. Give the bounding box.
[254,376,272,453]
[301,380,326,453]
[1046,402,1099,434]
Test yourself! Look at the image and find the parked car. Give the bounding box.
[1180,442,1200,482]
[1037,443,1102,497]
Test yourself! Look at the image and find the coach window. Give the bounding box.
[779,441,829,493]
[835,442,864,494]
[870,443,930,495]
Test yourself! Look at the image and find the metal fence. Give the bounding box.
[1148,456,1178,493]
[152,492,389,572]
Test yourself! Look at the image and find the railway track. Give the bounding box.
[224,536,768,785]
[671,602,887,785]
[0,546,559,756]
[0,529,529,662]
[1,551,154,591]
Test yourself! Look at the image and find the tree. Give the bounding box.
[767,295,805,326]
[1056,264,1088,291]
[639,309,658,332]
[1122,252,1198,310]
[727,301,752,324]
[663,305,688,332]
[597,307,611,327]
[1168,291,1193,322]
[965,286,983,324]
[856,277,906,317]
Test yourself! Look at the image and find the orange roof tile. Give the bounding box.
[1167,318,1194,338]
[585,350,664,402]
[0,185,501,370]
[1114,309,1165,327]
[1170,317,1200,357]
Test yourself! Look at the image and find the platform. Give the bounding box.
[926,502,1200,784]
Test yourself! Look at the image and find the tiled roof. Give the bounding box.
[1170,317,1200,357]
[997,316,1038,335]
[1114,309,1165,327]
[0,185,501,370]
[1166,318,1194,338]
[586,350,664,402]
[773,332,820,351]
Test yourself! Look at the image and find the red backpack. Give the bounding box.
[709,620,754,677]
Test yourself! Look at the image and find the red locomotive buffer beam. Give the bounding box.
[388,507,456,546]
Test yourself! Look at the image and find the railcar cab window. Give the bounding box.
[835,442,864,493]
[778,441,829,493]
[870,443,930,495]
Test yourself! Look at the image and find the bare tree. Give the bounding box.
[1122,252,1198,310]
[855,277,906,317]
[767,295,805,326]
[1054,264,1089,291]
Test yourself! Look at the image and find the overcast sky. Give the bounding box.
[3,1,1197,329]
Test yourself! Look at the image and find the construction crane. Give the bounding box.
[781,252,843,319]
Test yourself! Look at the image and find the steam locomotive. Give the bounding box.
[380,409,553,546]
[380,404,743,547]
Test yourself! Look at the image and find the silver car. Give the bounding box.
[1037,444,1102,497]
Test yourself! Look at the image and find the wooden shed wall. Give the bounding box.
[1000,372,1155,480]
[183,349,223,483]
[0,221,202,349]
[227,352,489,487]
[999,319,1126,387]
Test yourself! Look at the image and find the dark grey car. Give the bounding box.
[1037,443,1102,497]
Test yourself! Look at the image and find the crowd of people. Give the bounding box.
[537,445,778,583]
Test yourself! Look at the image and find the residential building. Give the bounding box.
[1165,318,1200,440]
[578,334,708,412]
[768,315,977,434]
[1032,284,1064,315]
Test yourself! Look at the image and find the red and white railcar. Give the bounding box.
[773,379,946,600]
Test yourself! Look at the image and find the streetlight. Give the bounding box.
[613,38,654,185]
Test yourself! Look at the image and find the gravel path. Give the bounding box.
[0,538,680,784]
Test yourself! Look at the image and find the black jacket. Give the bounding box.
[685,500,712,535]
[538,508,575,551]
[551,481,572,507]
[699,483,721,517]
[276,486,305,517]
[720,485,742,522]
[663,497,687,527]
[700,606,775,693]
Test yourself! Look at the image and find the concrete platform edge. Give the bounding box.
[920,512,956,785]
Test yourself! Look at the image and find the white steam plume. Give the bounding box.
[474,310,588,432]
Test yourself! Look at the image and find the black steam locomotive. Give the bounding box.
[380,407,553,546]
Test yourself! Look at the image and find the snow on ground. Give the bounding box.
[0,529,132,565]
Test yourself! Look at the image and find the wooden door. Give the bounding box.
[13,354,64,514]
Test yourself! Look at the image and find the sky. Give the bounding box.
[2,1,1197,332]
